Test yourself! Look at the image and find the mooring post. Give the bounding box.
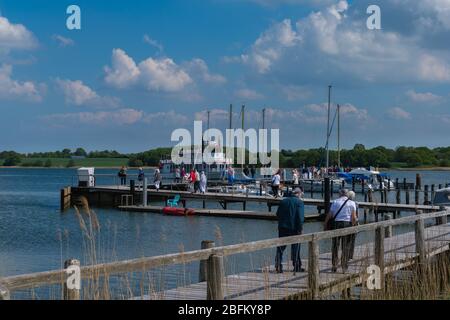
[415,211,426,270]
[64,259,80,300]
[416,174,422,190]
[374,226,385,288]
[431,184,435,203]
[403,178,407,190]
[387,178,391,191]
[424,185,429,204]
[199,241,215,282]
[206,254,224,300]
[308,237,320,299]
[352,177,355,192]
[142,178,148,207]
[395,178,399,189]
[405,187,410,205]
[415,188,419,205]
[384,214,393,238]
[324,177,331,216]
[436,206,448,225]
[364,193,368,223]
[439,184,443,190]
[310,180,314,198]
[361,180,365,194]
[0,284,10,300]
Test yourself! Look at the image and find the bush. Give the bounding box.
[439,159,450,167]
[3,155,22,166]
[44,159,52,167]
[66,159,76,168]
[128,158,144,167]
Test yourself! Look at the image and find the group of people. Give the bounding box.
[275,187,358,274]
[117,166,162,191]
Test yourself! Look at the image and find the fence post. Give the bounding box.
[324,177,331,216]
[424,185,429,204]
[436,206,448,226]
[415,211,426,270]
[142,178,148,206]
[0,284,10,300]
[64,259,81,300]
[384,214,393,238]
[206,255,224,300]
[374,226,385,288]
[199,241,215,282]
[308,237,320,299]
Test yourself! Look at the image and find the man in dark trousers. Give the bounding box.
[275,188,305,273]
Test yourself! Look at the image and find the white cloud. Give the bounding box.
[143,34,164,52]
[56,78,120,108]
[138,57,192,92]
[241,19,300,73]
[232,0,450,83]
[406,90,443,104]
[235,88,264,100]
[0,16,37,53]
[282,85,311,101]
[104,49,140,89]
[185,59,226,84]
[52,34,75,47]
[0,64,43,102]
[42,108,144,126]
[387,107,412,120]
[104,49,204,92]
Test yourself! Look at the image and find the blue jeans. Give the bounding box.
[275,227,303,272]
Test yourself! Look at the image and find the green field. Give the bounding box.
[18,157,129,168]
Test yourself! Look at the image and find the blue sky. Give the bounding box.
[0,0,449,153]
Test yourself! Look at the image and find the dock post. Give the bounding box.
[438,184,442,190]
[384,214,393,238]
[206,254,224,300]
[64,259,80,300]
[142,178,148,207]
[310,180,314,199]
[363,193,368,223]
[431,185,435,203]
[415,211,426,271]
[361,180,365,195]
[403,178,407,190]
[308,237,320,299]
[324,177,331,216]
[374,227,385,288]
[395,178,399,189]
[199,241,215,282]
[352,177,355,192]
[405,187,410,205]
[388,178,391,191]
[436,206,448,225]
[415,188,419,205]
[0,284,10,300]
[424,185,429,204]
[416,174,422,190]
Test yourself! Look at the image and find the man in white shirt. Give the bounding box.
[271,170,281,198]
[324,189,358,273]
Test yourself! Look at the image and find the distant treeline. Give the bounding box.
[1,145,450,168]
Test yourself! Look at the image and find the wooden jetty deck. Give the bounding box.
[150,223,450,300]
[117,205,321,221]
[70,185,442,213]
[2,209,449,300]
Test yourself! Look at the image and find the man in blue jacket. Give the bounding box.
[275,187,305,273]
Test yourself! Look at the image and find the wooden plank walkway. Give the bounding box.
[117,205,321,221]
[135,224,450,300]
[84,186,441,212]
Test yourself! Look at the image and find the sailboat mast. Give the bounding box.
[326,85,332,175]
[337,104,341,169]
[241,105,245,170]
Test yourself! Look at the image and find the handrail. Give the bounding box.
[2,208,449,292]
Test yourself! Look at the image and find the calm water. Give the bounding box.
[1,168,449,298]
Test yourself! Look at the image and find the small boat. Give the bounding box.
[162,207,196,216]
[433,188,450,207]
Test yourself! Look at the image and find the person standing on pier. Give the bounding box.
[118,166,127,186]
[324,189,358,273]
[200,171,207,194]
[227,166,235,185]
[154,169,162,191]
[271,170,281,198]
[275,187,305,273]
[174,167,181,183]
[138,167,145,187]
[292,169,299,185]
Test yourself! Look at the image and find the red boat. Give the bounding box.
[162,207,196,216]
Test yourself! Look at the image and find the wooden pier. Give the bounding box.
[2,209,449,300]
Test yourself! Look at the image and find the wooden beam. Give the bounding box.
[206,255,224,300]
[308,238,320,299]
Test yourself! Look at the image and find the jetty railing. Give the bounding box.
[1,208,449,300]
